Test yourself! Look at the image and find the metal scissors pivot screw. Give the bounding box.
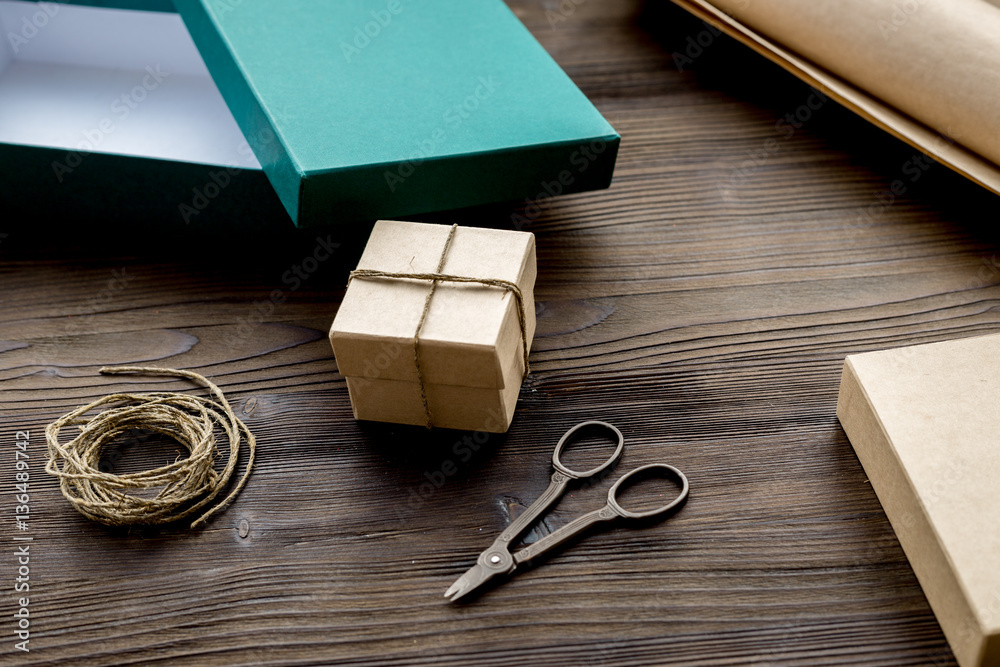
[445,421,689,602]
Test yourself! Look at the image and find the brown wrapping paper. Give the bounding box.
[671,0,1000,196]
[837,334,1000,667]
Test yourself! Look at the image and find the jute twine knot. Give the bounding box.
[348,224,530,429]
[44,367,256,529]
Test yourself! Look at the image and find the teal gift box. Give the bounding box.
[0,0,282,230]
[0,0,619,228]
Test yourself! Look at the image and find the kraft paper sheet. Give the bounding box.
[671,0,1000,196]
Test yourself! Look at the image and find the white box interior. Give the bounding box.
[0,1,259,168]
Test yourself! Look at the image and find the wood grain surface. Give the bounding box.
[3,1,999,665]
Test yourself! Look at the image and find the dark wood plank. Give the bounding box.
[3,0,999,665]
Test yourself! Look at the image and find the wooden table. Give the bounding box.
[3,1,998,664]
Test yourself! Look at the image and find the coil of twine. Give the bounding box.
[44,367,256,529]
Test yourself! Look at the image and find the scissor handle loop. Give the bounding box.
[551,421,625,480]
[607,463,689,520]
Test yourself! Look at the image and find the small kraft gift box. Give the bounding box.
[329,221,536,433]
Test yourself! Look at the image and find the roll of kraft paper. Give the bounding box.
[679,0,1000,194]
[712,0,1000,166]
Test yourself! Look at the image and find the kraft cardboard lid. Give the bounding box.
[171,0,620,227]
[839,333,1000,665]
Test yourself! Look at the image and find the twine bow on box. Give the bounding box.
[348,224,530,429]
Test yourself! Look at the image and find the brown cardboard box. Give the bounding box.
[837,334,1000,667]
[330,220,536,432]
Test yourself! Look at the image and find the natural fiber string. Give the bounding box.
[349,224,531,429]
[44,367,256,529]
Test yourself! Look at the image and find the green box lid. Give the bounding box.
[170,0,620,227]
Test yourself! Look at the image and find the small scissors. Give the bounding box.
[445,421,689,602]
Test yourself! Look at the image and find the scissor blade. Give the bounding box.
[444,563,493,602]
